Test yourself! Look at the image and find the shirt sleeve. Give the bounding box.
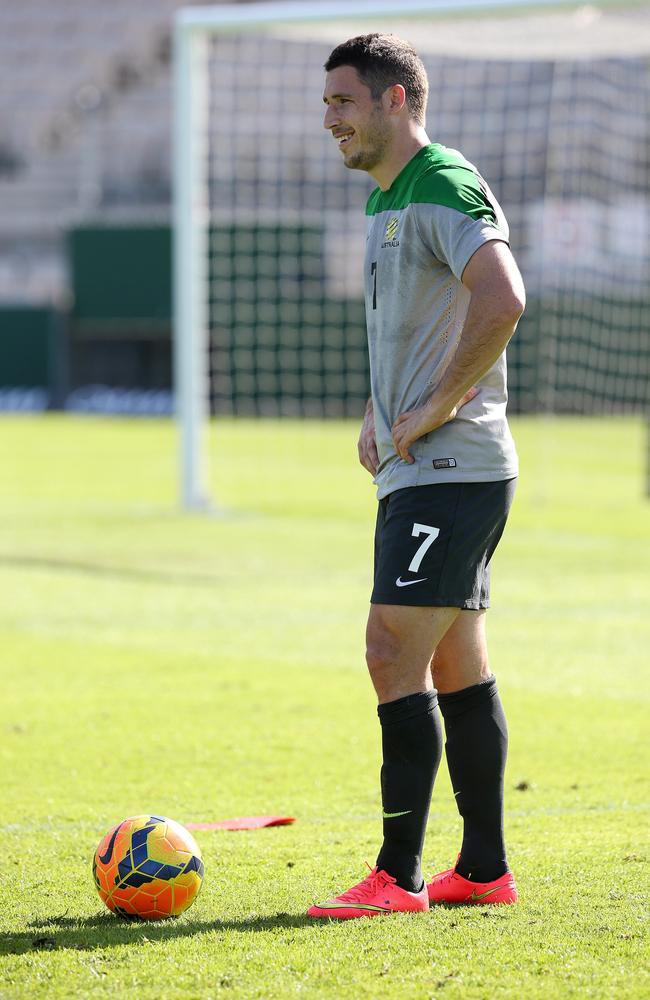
[413,167,509,280]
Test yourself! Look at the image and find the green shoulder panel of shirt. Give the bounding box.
[365,143,498,226]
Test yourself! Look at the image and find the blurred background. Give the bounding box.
[0,0,648,430]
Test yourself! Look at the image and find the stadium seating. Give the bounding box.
[0,0,227,302]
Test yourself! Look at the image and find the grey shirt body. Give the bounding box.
[365,143,519,500]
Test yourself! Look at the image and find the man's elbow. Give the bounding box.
[500,282,526,329]
[508,288,526,325]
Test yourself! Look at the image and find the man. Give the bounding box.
[308,34,525,920]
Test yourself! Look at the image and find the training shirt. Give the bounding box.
[365,143,519,500]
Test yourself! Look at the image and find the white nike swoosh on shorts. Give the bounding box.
[395,576,428,587]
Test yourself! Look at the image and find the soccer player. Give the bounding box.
[308,34,526,920]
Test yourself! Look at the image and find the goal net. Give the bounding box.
[173,0,650,509]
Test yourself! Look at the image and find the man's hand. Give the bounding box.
[391,387,478,464]
[358,399,379,476]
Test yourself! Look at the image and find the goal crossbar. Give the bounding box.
[176,0,631,33]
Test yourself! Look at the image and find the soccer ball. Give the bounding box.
[93,814,204,920]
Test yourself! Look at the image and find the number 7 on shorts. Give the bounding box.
[408,523,440,573]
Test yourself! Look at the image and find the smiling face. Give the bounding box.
[322,65,392,174]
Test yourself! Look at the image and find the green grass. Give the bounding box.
[0,414,648,999]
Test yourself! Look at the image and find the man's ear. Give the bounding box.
[383,83,407,115]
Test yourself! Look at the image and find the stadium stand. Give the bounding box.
[0,2,648,421]
[0,0,199,301]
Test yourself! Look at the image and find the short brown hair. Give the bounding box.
[324,33,428,126]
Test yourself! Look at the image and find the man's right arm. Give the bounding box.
[358,397,378,477]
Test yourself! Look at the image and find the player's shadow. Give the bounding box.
[0,554,227,588]
[3,911,317,956]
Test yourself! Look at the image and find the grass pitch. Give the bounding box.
[0,414,648,999]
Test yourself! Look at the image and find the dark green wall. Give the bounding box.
[1,227,646,417]
[0,307,53,386]
[68,226,171,321]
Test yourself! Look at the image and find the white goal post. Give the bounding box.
[173,0,650,510]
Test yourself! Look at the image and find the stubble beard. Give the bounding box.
[342,107,391,173]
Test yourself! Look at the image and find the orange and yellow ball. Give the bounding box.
[93,815,204,920]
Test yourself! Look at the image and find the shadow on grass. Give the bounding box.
[0,554,228,588]
[2,904,508,956]
[1,911,318,956]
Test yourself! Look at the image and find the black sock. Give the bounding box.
[375,690,442,893]
[438,677,509,883]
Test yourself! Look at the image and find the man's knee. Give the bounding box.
[365,616,402,685]
[431,609,491,692]
[364,604,458,699]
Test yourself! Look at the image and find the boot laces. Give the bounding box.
[339,865,396,903]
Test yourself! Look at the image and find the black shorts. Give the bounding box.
[371,479,516,610]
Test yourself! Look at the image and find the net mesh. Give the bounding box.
[201,13,650,418]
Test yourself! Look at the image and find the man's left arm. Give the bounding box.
[392,240,525,464]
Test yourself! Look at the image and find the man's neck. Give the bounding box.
[370,131,430,191]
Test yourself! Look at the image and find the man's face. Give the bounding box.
[323,65,392,173]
